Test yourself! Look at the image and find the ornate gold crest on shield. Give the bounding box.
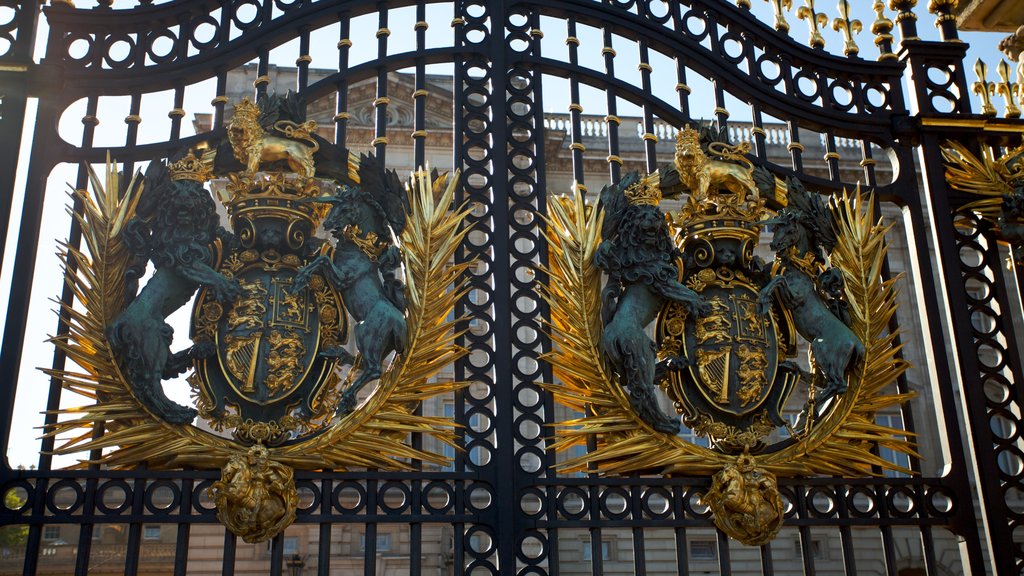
[542,126,915,546]
[45,94,472,542]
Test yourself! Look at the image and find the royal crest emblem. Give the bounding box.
[658,177,799,448]
[189,170,348,441]
[46,93,473,542]
[543,125,915,546]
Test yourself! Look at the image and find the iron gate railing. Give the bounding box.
[0,0,1020,574]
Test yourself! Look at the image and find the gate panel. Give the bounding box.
[0,0,1017,574]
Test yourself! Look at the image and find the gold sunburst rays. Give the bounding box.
[44,159,471,471]
[542,186,916,478]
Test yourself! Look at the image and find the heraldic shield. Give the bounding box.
[192,209,348,427]
[188,169,351,442]
[660,227,799,444]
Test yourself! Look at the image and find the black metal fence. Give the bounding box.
[0,0,1019,574]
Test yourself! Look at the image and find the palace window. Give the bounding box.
[690,539,717,561]
[359,534,392,552]
[581,540,612,561]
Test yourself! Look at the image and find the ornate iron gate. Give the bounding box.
[0,0,1021,574]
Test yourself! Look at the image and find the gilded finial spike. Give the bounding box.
[996,59,1022,119]
[871,1,895,60]
[796,0,828,50]
[832,0,862,57]
[973,59,998,117]
[764,0,793,34]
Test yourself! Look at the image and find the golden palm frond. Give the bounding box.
[543,186,915,477]
[45,160,471,471]
[941,140,1023,220]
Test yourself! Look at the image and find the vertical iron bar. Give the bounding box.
[318,477,332,576]
[297,28,311,92]
[255,47,270,99]
[413,2,428,169]
[600,28,621,183]
[173,472,194,576]
[335,11,351,149]
[222,531,237,576]
[374,2,389,164]
[638,41,657,172]
[270,533,284,576]
[672,485,688,576]
[123,473,146,576]
[566,19,585,188]
[760,541,773,575]
[717,528,731,576]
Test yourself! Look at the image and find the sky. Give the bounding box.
[0,0,1012,469]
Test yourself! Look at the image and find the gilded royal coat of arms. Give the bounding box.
[46,93,473,542]
[543,126,915,545]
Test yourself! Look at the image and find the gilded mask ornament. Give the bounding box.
[702,455,785,547]
[46,93,473,542]
[543,125,915,545]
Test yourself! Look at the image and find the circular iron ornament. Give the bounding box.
[144,28,179,64]
[294,481,320,513]
[541,140,915,545]
[96,480,132,515]
[641,486,672,519]
[378,481,411,514]
[46,479,84,515]
[887,485,917,518]
[557,486,589,520]
[1,481,32,514]
[847,486,877,518]
[144,480,181,513]
[777,486,798,519]
[333,482,366,514]
[807,487,838,518]
[102,33,136,68]
[423,481,455,515]
[925,487,956,517]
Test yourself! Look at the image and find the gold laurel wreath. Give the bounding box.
[540,187,917,477]
[44,160,471,471]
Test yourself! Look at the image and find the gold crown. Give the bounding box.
[624,172,662,206]
[675,186,767,240]
[674,126,705,174]
[220,172,332,229]
[230,98,261,131]
[169,151,213,182]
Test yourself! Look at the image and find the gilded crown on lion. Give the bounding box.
[169,151,214,183]
[624,173,662,206]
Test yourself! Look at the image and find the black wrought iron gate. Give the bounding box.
[0,0,1021,574]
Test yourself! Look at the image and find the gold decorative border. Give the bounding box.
[540,187,916,477]
[44,162,472,471]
